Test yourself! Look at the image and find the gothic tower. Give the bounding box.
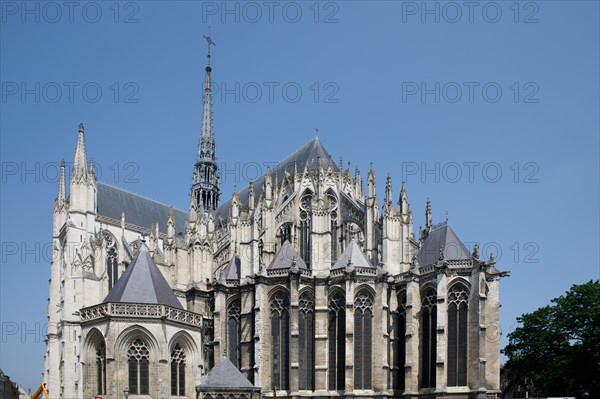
[191,32,220,212]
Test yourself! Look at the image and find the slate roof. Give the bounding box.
[332,239,373,269]
[103,243,184,309]
[196,356,259,391]
[268,240,308,270]
[97,182,187,235]
[223,255,241,280]
[215,137,334,220]
[416,225,471,266]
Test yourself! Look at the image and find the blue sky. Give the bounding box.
[1,0,598,391]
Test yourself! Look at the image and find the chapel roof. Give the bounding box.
[196,356,259,391]
[416,224,471,266]
[268,240,308,270]
[103,243,183,309]
[332,239,374,269]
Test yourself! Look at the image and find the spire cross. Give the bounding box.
[203,26,216,58]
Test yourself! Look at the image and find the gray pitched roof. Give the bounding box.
[268,240,308,270]
[196,356,258,390]
[223,255,241,280]
[215,137,335,220]
[97,182,187,235]
[103,243,183,309]
[333,239,373,269]
[416,225,471,266]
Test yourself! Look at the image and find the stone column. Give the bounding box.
[404,277,421,396]
[314,283,329,395]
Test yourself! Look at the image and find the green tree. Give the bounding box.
[503,280,600,398]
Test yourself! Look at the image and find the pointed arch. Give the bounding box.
[270,289,290,390]
[83,328,106,396]
[102,230,119,290]
[420,287,437,389]
[393,290,407,391]
[328,288,346,391]
[298,290,315,390]
[326,189,340,263]
[298,190,313,267]
[447,282,469,387]
[354,288,373,390]
[227,295,242,369]
[170,343,186,396]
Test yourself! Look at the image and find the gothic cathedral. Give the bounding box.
[44,39,507,399]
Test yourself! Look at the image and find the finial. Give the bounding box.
[57,159,66,205]
[445,210,448,223]
[315,127,319,137]
[203,26,216,67]
[439,244,445,261]
[473,243,480,259]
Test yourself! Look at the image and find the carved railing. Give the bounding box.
[419,264,435,274]
[80,302,203,327]
[355,266,377,275]
[266,267,314,277]
[330,268,345,277]
[447,259,473,268]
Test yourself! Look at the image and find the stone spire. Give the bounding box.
[72,123,87,182]
[426,197,432,230]
[400,181,408,212]
[57,159,66,207]
[191,28,220,212]
[367,163,376,198]
[385,174,393,205]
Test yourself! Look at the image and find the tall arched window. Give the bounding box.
[298,292,315,390]
[96,342,106,395]
[354,290,373,390]
[299,194,312,266]
[171,343,186,396]
[271,291,290,390]
[128,338,149,395]
[393,292,407,391]
[328,192,339,263]
[420,289,437,389]
[447,283,469,386]
[104,232,118,290]
[228,298,242,368]
[328,291,345,391]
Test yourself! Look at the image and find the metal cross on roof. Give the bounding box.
[203,26,216,57]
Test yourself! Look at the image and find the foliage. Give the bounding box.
[503,280,600,398]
